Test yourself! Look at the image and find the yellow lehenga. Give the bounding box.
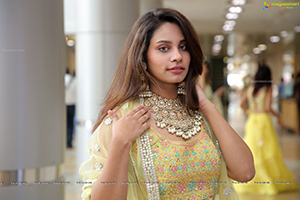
[79,99,239,200]
[234,85,299,195]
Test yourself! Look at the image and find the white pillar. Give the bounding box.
[76,0,139,177]
[0,0,65,199]
[139,0,162,16]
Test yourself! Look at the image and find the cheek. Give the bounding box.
[185,53,191,68]
[147,50,157,67]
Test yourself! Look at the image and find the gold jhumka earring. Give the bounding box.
[177,82,186,95]
[139,81,152,98]
[139,62,152,98]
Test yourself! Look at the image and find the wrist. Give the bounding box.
[200,100,216,115]
[111,135,132,151]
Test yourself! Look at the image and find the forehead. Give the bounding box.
[150,22,185,42]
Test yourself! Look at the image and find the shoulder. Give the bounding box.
[113,99,141,116]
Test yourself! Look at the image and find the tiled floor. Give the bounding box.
[62,91,300,200]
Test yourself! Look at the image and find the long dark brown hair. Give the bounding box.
[253,64,272,96]
[93,8,204,131]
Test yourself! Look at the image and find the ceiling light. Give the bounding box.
[212,44,222,51]
[226,13,239,20]
[253,47,261,54]
[294,26,300,32]
[223,24,234,31]
[214,35,224,42]
[225,20,236,26]
[258,44,267,51]
[280,31,288,37]
[270,36,280,43]
[227,63,234,71]
[66,39,75,46]
[229,7,243,13]
[232,0,246,6]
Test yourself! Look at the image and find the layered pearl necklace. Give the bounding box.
[144,92,202,140]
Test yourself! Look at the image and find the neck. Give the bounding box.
[150,83,178,99]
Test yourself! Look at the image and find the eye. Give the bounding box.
[158,46,169,52]
[179,44,187,51]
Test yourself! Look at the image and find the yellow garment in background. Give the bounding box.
[79,100,240,200]
[235,86,299,195]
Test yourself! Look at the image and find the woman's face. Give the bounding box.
[147,22,191,90]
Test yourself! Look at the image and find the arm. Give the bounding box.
[213,86,225,97]
[240,88,248,113]
[91,105,151,200]
[196,83,255,182]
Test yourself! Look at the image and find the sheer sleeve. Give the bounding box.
[78,113,113,200]
[78,101,148,200]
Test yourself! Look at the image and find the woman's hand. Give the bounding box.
[214,86,225,97]
[108,105,151,146]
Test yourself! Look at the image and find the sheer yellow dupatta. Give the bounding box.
[79,101,150,200]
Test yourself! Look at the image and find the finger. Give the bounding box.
[108,110,119,121]
[138,110,151,124]
[127,104,145,117]
[134,106,149,119]
[140,121,151,133]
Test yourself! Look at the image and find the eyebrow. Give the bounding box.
[156,39,186,44]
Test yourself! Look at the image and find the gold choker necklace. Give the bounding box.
[143,92,202,140]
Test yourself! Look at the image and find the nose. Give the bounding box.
[171,48,182,62]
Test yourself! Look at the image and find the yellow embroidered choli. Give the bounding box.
[79,100,240,200]
[147,126,221,199]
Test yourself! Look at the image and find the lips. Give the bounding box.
[168,66,184,73]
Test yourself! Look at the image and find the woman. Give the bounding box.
[79,8,255,200]
[235,64,299,195]
[198,61,225,117]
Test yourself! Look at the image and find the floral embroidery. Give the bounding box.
[223,188,231,196]
[188,181,196,194]
[159,183,168,197]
